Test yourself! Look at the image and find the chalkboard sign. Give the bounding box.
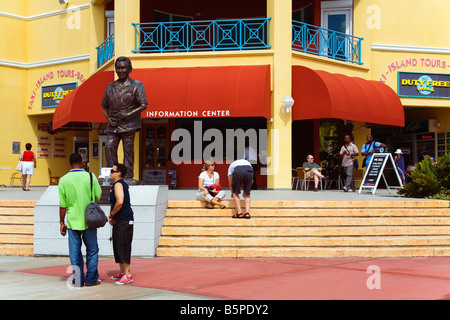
[358,153,403,195]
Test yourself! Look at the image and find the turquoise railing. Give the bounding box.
[96,33,115,68]
[132,18,271,53]
[292,20,363,64]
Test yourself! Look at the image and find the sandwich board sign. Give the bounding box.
[358,153,403,195]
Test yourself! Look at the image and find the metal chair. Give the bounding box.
[352,169,364,189]
[325,168,341,190]
[292,169,300,190]
[297,167,323,190]
[48,168,60,185]
[10,171,23,187]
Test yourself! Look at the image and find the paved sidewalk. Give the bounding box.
[1,186,449,301]
[1,255,450,300]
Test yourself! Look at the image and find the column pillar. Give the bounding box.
[266,0,292,189]
[89,0,106,73]
[114,0,140,58]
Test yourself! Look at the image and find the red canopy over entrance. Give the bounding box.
[291,66,404,126]
[52,71,113,130]
[52,65,271,130]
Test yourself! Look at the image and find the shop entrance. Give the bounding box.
[140,119,169,184]
[73,136,89,170]
[292,119,352,169]
[373,127,436,168]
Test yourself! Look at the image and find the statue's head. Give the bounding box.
[115,56,132,81]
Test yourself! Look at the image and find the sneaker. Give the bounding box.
[110,273,124,280]
[115,274,133,285]
[348,188,354,192]
[343,186,348,192]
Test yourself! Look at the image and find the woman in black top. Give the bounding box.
[109,163,134,285]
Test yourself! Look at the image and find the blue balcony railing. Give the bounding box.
[96,33,115,68]
[292,20,363,64]
[132,18,271,53]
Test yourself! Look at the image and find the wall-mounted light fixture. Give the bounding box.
[281,95,294,114]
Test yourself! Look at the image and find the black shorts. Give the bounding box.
[112,220,134,264]
[231,166,254,195]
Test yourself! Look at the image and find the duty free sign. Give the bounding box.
[398,71,450,99]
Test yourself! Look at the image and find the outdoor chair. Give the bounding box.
[297,167,323,191]
[48,168,60,185]
[352,169,364,189]
[325,168,340,190]
[292,169,300,190]
[10,171,23,187]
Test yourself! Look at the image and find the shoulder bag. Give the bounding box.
[85,172,107,229]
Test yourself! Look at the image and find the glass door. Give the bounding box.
[321,8,352,61]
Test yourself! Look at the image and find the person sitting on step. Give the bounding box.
[196,160,226,209]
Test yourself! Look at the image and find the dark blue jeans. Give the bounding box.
[68,228,99,286]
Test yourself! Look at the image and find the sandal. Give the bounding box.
[220,204,227,209]
[232,213,244,218]
[243,212,251,219]
[205,203,214,209]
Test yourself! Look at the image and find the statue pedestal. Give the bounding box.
[33,185,168,258]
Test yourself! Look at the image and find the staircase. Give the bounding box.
[0,200,36,256]
[157,199,450,258]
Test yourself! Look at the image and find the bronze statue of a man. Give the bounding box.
[101,56,147,180]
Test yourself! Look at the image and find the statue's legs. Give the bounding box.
[105,131,136,179]
[105,132,120,167]
[121,130,136,179]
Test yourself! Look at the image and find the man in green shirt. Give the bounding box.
[302,154,325,191]
[59,153,102,287]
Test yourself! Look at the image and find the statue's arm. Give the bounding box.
[102,106,110,122]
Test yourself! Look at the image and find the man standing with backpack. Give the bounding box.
[361,134,387,168]
[58,153,102,287]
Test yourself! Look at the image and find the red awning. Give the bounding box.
[133,65,271,119]
[291,66,404,126]
[53,65,271,129]
[52,70,114,130]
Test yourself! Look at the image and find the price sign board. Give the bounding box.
[358,153,403,195]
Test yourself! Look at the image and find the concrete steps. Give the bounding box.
[0,200,36,256]
[156,199,450,258]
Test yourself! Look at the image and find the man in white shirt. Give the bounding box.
[339,134,359,192]
[227,159,253,219]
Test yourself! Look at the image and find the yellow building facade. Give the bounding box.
[0,0,448,189]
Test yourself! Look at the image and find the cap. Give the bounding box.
[395,149,402,154]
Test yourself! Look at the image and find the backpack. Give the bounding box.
[85,172,107,229]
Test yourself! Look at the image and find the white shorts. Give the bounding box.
[21,162,34,175]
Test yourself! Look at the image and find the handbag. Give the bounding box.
[16,160,22,171]
[208,184,222,197]
[85,172,107,229]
